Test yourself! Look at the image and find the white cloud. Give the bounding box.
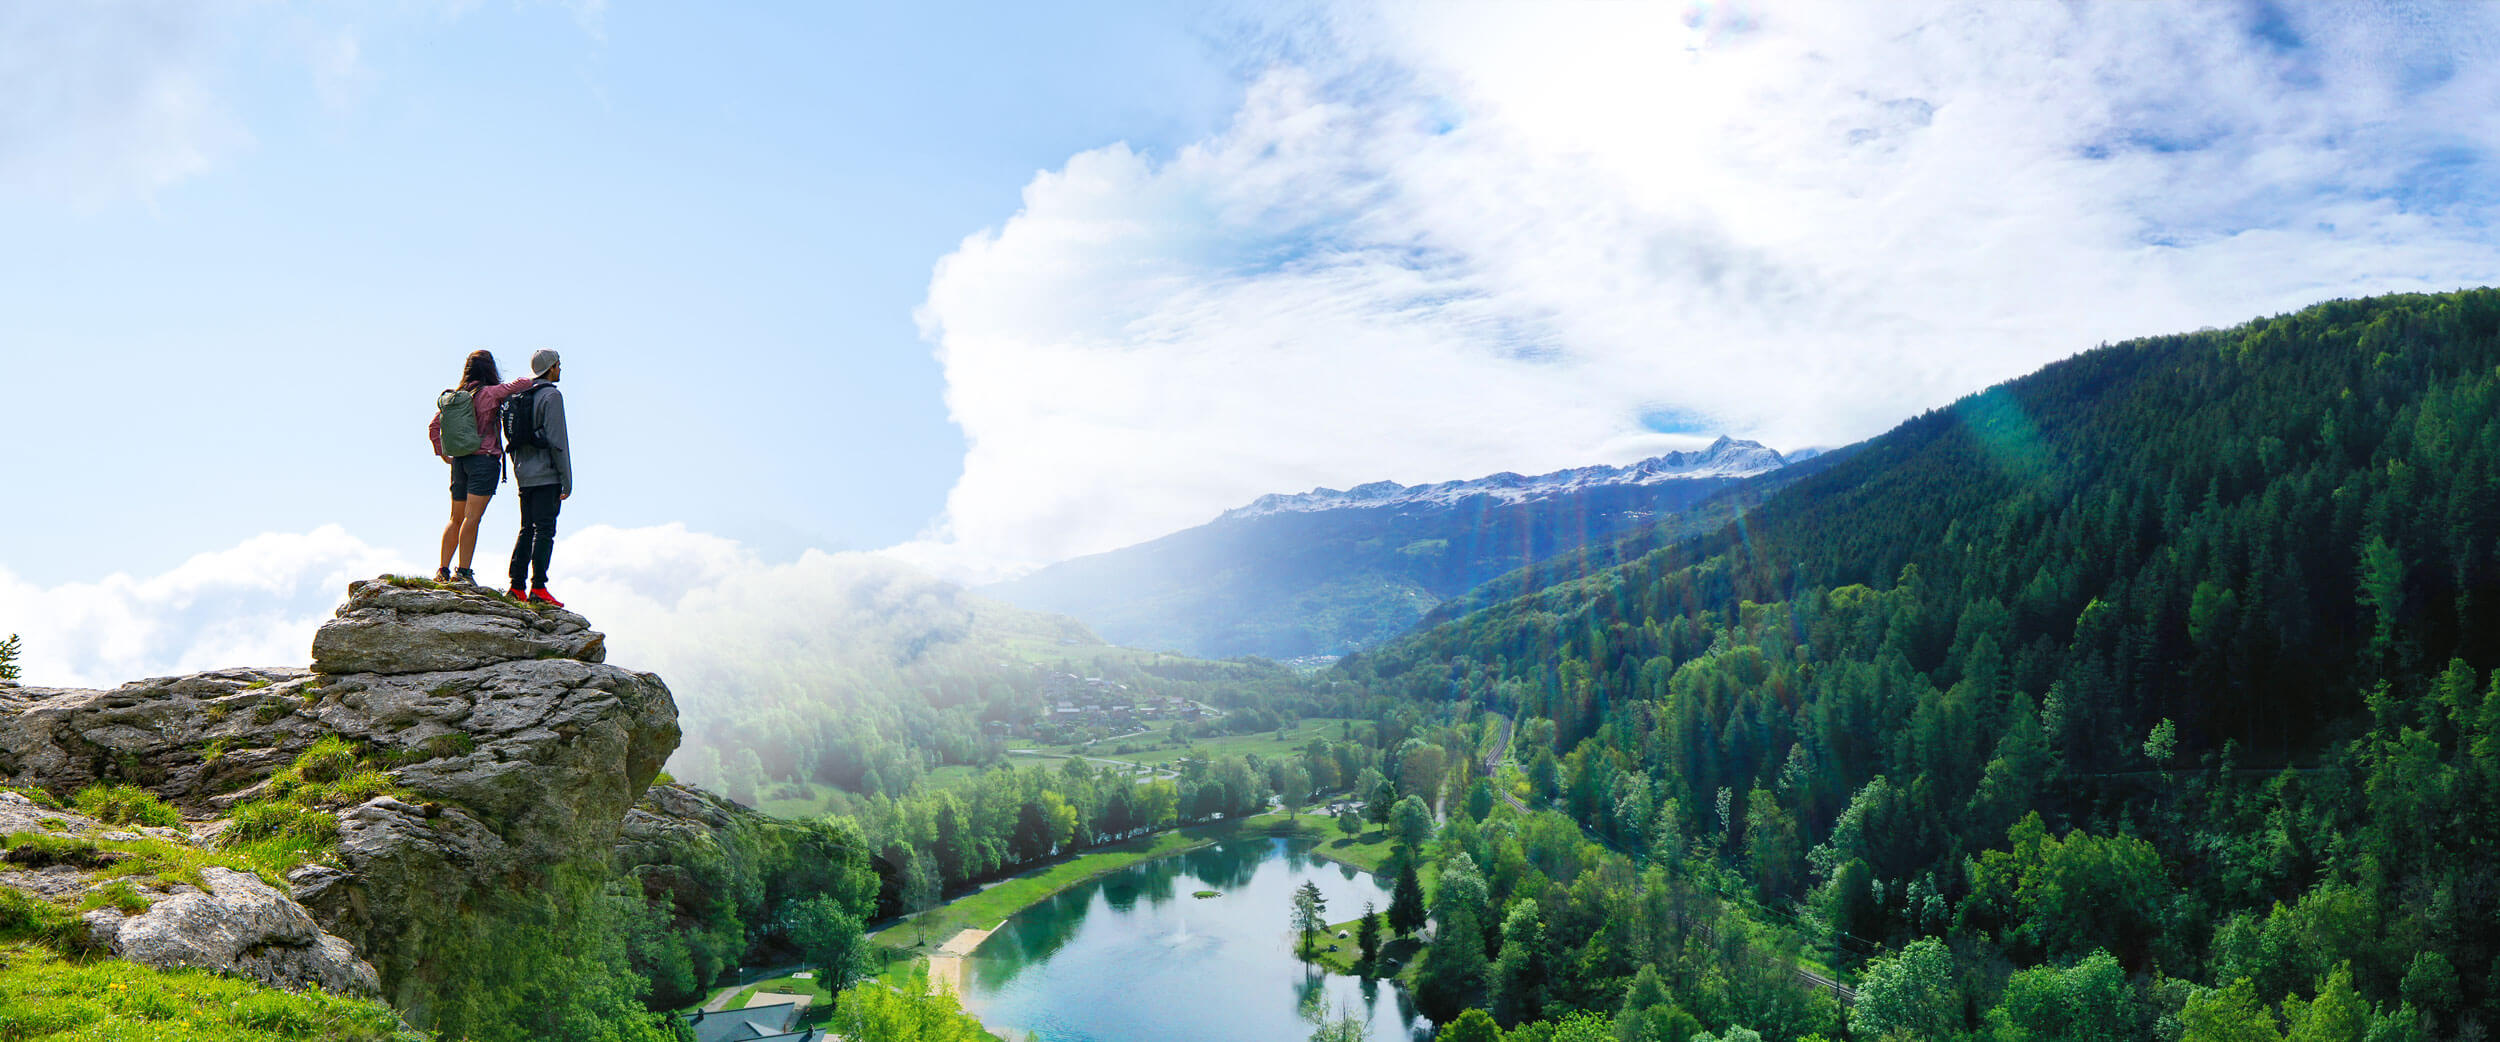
[0,0,249,203]
[0,526,400,687]
[555,523,991,709]
[900,0,2500,582]
[0,524,976,770]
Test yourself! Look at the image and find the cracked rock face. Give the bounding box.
[0,578,680,1023]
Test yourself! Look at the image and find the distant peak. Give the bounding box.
[1224,438,1786,519]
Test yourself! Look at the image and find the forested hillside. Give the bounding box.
[1349,288,2500,1038]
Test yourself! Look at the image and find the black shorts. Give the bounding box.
[449,454,500,500]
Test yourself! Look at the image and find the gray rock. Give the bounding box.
[0,667,321,804]
[82,866,381,997]
[311,580,603,675]
[0,573,679,1027]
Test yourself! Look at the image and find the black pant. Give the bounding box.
[510,485,562,588]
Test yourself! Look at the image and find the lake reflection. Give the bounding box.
[961,838,1431,1042]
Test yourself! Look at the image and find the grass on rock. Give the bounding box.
[70,785,181,829]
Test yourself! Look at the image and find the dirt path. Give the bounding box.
[926,924,996,997]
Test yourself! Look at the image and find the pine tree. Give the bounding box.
[1291,880,1328,957]
[1388,856,1428,936]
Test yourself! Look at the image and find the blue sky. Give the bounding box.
[1,1,1243,582]
[5,1,2499,687]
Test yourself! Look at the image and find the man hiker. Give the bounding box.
[505,349,573,606]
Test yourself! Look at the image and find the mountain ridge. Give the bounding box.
[983,437,1801,660]
[1223,436,1790,519]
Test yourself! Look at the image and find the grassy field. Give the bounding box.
[1305,919,1424,978]
[720,972,828,1010]
[749,784,835,821]
[1258,813,1404,874]
[1086,717,1366,765]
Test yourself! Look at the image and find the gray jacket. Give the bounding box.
[508,384,572,495]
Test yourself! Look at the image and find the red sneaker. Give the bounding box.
[506,586,528,601]
[527,588,565,608]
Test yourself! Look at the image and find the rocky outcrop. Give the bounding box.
[0,789,380,997]
[0,577,680,1024]
[311,582,606,675]
[82,866,381,997]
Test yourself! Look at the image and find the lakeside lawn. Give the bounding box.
[1292,819,1400,874]
[1304,920,1425,981]
[870,812,1314,953]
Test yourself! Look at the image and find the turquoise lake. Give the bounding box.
[960,837,1432,1042]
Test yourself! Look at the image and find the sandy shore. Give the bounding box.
[927,925,996,997]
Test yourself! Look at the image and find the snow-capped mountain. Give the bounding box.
[1225,437,1790,519]
[983,437,1828,662]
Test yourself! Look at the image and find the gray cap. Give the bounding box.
[529,349,561,378]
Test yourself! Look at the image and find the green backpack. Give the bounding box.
[435,387,483,457]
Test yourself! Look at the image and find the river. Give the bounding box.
[959,837,1433,1042]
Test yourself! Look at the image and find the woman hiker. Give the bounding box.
[428,349,534,584]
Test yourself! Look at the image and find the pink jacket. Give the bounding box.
[429,376,534,457]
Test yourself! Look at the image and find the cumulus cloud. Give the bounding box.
[0,527,400,687]
[899,0,2500,582]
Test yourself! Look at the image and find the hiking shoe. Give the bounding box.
[453,568,477,585]
[527,588,564,608]
[435,567,452,583]
[506,585,528,601]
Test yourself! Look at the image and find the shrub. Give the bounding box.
[72,783,181,828]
